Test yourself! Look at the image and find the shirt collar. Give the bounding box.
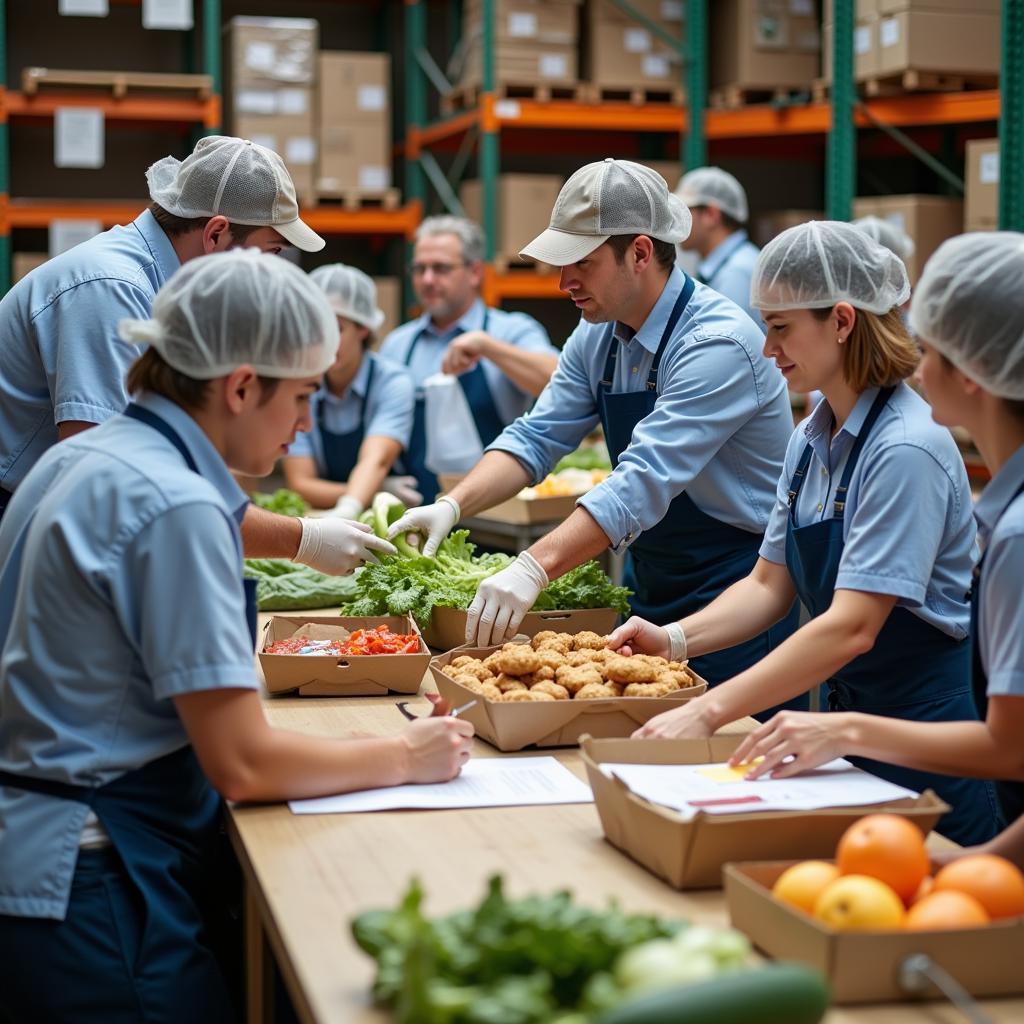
[614,267,686,355]
[134,392,250,523]
[803,386,880,444]
[975,444,1024,542]
[419,297,486,340]
[699,229,749,281]
[133,208,182,284]
[322,353,372,403]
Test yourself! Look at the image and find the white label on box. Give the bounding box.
[980,151,1000,185]
[508,11,537,37]
[624,27,652,53]
[855,25,871,54]
[660,1,684,21]
[494,100,521,119]
[357,85,386,112]
[880,17,900,48]
[49,220,102,257]
[285,137,316,166]
[54,107,105,169]
[538,53,568,78]
[790,0,813,13]
[277,88,307,115]
[248,133,278,152]
[642,55,671,79]
[142,0,192,30]
[58,0,107,14]
[884,212,907,234]
[236,89,278,115]
[359,166,390,190]
[245,41,276,72]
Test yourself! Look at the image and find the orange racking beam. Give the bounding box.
[302,201,422,239]
[6,199,146,229]
[482,268,565,306]
[2,90,220,127]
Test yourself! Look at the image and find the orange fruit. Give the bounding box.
[905,890,990,930]
[813,874,906,930]
[835,814,929,902]
[933,854,1024,920]
[772,861,841,915]
[907,874,934,907]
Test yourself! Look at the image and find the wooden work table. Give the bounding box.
[230,635,1024,1024]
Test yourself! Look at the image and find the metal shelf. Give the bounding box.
[481,268,562,305]
[1,89,221,129]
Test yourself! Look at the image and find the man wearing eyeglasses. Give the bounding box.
[378,215,559,502]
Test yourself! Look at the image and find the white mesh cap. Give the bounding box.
[309,263,386,331]
[118,249,340,380]
[852,215,916,261]
[519,158,692,266]
[146,136,325,252]
[751,220,910,315]
[910,231,1024,400]
[675,166,749,223]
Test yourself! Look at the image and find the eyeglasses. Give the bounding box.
[409,261,469,277]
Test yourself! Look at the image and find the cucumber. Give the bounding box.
[593,963,830,1024]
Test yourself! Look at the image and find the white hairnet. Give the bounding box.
[309,263,386,331]
[910,231,1024,400]
[751,220,910,314]
[118,249,340,380]
[852,215,915,261]
[675,167,749,223]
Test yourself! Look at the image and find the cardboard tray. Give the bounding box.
[439,473,579,525]
[423,606,619,652]
[259,615,430,697]
[429,645,707,752]
[724,860,1024,1003]
[580,735,949,891]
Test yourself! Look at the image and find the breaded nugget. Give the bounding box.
[604,655,660,684]
[530,679,570,701]
[531,630,559,648]
[450,673,485,691]
[482,652,503,673]
[667,660,689,672]
[586,648,614,664]
[606,681,625,697]
[449,659,492,682]
[499,688,555,702]
[564,650,596,667]
[535,634,571,655]
[655,669,693,692]
[479,682,502,701]
[492,646,542,676]
[450,655,475,668]
[530,665,555,682]
[575,682,618,699]
[495,673,528,693]
[533,648,567,672]
[555,665,604,694]
[572,630,609,651]
[623,681,675,698]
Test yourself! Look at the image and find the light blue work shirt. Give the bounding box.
[974,444,1024,697]
[287,352,415,472]
[378,298,557,423]
[491,269,793,552]
[0,393,257,920]
[759,384,976,640]
[0,210,180,493]
[699,229,761,327]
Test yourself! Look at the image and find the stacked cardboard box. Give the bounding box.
[852,194,963,283]
[965,138,999,232]
[459,0,581,92]
[372,277,402,342]
[752,209,824,248]
[585,0,685,95]
[227,17,318,206]
[710,0,820,94]
[317,52,392,197]
[13,253,48,284]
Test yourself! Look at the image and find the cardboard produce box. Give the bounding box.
[853,194,963,283]
[430,645,706,751]
[424,606,619,652]
[965,138,999,232]
[581,735,947,890]
[725,860,1024,1003]
[259,615,429,696]
[874,9,1000,79]
[439,473,580,525]
[460,174,563,267]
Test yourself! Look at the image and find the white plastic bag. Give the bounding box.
[423,372,484,475]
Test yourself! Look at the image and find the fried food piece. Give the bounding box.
[448,659,492,682]
[499,688,555,702]
[667,660,689,671]
[495,674,528,693]
[479,682,502,701]
[531,630,560,648]
[535,634,572,655]
[564,650,598,667]
[586,648,614,665]
[530,679,570,701]
[623,681,675,698]
[655,669,693,692]
[529,665,555,682]
[482,652,503,673]
[604,655,660,684]
[533,648,567,672]
[555,665,604,694]
[606,681,625,697]
[491,646,543,676]
[572,630,609,651]
[450,655,476,668]
[575,682,618,699]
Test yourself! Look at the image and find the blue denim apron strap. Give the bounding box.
[317,355,376,484]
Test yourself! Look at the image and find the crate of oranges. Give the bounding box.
[724,813,1024,1003]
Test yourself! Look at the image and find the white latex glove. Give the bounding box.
[466,551,549,648]
[330,495,364,521]
[381,475,423,508]
[386,495,459,558]
[296,517,396,575]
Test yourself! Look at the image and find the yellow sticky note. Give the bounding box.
[696,760,762,783]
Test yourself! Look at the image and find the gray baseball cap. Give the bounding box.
[519,158,692,266]
[675,167,749,223]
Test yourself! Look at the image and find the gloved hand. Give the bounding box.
[387,495,459,558]
[381,475,423,508]
[330,494,364,521]
[295,517,396,575]
[466,551,549,647]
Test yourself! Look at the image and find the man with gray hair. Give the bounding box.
[379,214,558,500]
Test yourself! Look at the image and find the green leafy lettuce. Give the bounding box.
[252,488,308,517]
[243,558,358,611]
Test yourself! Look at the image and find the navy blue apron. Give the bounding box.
[785,387,1001,845]
[0,487,11,524]
[318,355,376,483]
[970,477,1024,826]
[0,403,256,1021]
[402,310,505,501]
[598,276,801,709]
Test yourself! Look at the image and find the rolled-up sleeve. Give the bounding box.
[579,331,765,551]
[366,364,415,447]
[980,527,1024,697]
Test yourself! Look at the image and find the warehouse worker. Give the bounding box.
[390,159,801,698]
[676,166,761,324]
[0,135,388,572]
[284,264,417,516]
[0,251,473,1023]
[609,222,1000,845]
[727,232,1024,832]
[379,215,560,501]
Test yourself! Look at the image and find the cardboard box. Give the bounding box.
[259,615,430,696]
[461,46,579,88]
[227,16,318,90]
[234,109,316,206]
[585,18,682,89]
[318,52,390,123]
[875,10,1000,78]
[752,208,823,248]
[13,252,48,283]
[317,120,392,194]
[823,16,879,83]
[430,645,707,751]
[877,0,999,13]
[372,277,402,343]
[965,138,999,232]
[459,174,563,265]
[853,194,963,282]
[473,0,580,44]
[725,860,1024,1002]
[424,606,619,652]
[439,472,580,524]
[581,735,948,890]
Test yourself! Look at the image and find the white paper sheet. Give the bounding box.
[142,0,193,30]
[49,219,102,257]
[290,756,593,815]
[55,108,104,169]
[601,758,918,820]
[59,0,108,15]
